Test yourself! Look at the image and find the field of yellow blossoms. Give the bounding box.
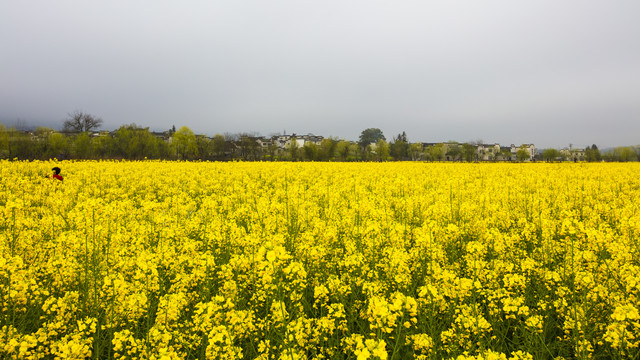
[1,160,639,360]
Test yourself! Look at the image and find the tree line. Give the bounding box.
[1,114,638,162]
[0,123,394,162]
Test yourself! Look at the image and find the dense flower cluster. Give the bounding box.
[1,160,639,359]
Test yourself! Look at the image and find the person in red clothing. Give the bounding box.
[50,167,63,181]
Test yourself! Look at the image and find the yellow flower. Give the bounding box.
[611,304,640,322]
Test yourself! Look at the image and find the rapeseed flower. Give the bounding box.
[1,161,639,358]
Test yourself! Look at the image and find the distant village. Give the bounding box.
[3,122,625,161]
[3,111,638,161]
[239,132,542,162]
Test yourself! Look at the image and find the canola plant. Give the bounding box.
[1,161,639,359]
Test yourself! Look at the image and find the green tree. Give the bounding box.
[211,134,227,160]
[446,143,461,161]
[236,134,261,161]
[196,136,213,160]
[461,143,476,162]
[286,136,300,161]
[302,141,318,161]
[362,144,374,161]
[349,142,361,161]
[113,124,161,159]
[0,124,8,159]
[336,140,351,161]
[73,132,93,159]
[141,134,169,160]
[157,138,171,159]
[33,127,55,158]
[409,143,423,161]
[113,125,136,158]
[318,137,338,161]
[499,148,512,161]
[542,148,560,162]
[612,146,636,162]
[516,146,531,162]
[0,126,33,159]
[91,133,115,158]
[390,132,409,160]
[223,133,240,159]
[375,139,390,161]
[246,137,262,160]
[48,132,69,159]
[632,145,640,161]
[428,144,445,161]
[172,126,198,160]
[265,142,279,161]
[358,128,385,149]
[12,129,34,159]
[584,144,601,162]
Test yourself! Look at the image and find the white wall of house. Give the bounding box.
[477,144,500,160]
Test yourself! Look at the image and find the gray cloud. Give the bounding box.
[1,0,639,148]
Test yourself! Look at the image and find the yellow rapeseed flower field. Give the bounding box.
[1,160,639,359]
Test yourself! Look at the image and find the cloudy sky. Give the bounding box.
[1,1,639,148]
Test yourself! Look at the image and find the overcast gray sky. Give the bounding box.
[1,1,639,148]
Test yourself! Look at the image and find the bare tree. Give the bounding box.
[63,111,103,132]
